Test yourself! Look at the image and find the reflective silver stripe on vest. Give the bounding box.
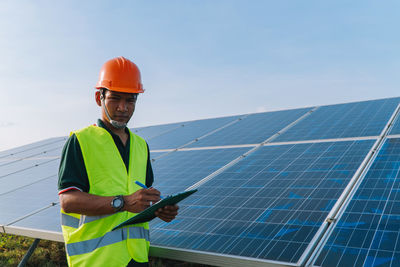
[129,226,150,241]
[79,214,113,226]
[61,213,80,228]
[66,226,149,256]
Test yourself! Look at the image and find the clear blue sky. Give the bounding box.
[1,0,399,151]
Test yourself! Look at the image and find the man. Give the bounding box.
[58,56,179,267]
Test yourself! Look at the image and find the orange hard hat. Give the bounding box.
[95,56,144,93]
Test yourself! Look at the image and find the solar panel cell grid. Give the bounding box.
[151,147,250,195]
[389,113,400,135]
[0,159,60,195]
[186,108,311,148]
[0,176,58,225]
[146,115,241,150]
[0,139,65,160]
[132,122,184,141]
[151,140,374,264]
[314,138,400,267]
[274,98,400,142]
[0,137,66,158]
[10,205,62,233]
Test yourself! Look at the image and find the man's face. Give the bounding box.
[99,90,137,125]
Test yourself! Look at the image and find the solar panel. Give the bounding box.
[273,98,400,142]
[0,159,60,195]
[9,204,62,233]
[313,137,400,267]
[0,137,65,159]
[2,96,400,267]
[186,107,312,148]
[145,115,242,150]
[150,140,374,264]
[132,122,184,140]
[152,147,250,195]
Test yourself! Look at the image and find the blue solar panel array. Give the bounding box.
[313,137,400,267]
[274,98,400,142]
[1,97,400,267]
[151,140,374,263]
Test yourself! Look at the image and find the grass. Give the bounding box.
[0,233,211,267]
[0,233,67,267]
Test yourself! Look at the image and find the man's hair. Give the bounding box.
[99,88,138,100]
[99,88,107,100]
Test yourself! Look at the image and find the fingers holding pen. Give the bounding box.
[124,188,161,213]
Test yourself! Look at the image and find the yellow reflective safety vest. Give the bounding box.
[61,125,150,267]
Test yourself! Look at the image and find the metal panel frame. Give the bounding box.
[2,225,64,242]
[150,245,295,267]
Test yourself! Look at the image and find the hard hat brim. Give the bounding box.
[95,85,144,94]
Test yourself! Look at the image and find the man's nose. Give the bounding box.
[117,100,128,112]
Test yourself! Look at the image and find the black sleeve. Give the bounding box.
[58,134,90,193]
[145,143,154,188]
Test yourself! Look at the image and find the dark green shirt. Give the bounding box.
[58,119,154,193]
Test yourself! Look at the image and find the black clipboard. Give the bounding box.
[112,189,197,231]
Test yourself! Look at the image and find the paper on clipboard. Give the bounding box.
[112,189,197,231]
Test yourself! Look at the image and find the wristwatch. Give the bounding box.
[111,195,124,212]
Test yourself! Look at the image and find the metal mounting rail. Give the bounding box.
[6,202,58,226]
[387,133,400,138]
[300,103,400,267]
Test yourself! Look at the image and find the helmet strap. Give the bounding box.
[101,96,127,129]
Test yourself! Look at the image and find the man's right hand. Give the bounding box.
[123,188,161,213]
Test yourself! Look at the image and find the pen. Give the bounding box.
[135,181,164,199]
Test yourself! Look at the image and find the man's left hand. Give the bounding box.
[155,205,179,222]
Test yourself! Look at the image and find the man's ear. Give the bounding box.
[95,91,102,107]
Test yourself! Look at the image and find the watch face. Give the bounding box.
[113,199,122,208]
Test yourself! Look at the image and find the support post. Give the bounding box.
[17,238,40,267]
